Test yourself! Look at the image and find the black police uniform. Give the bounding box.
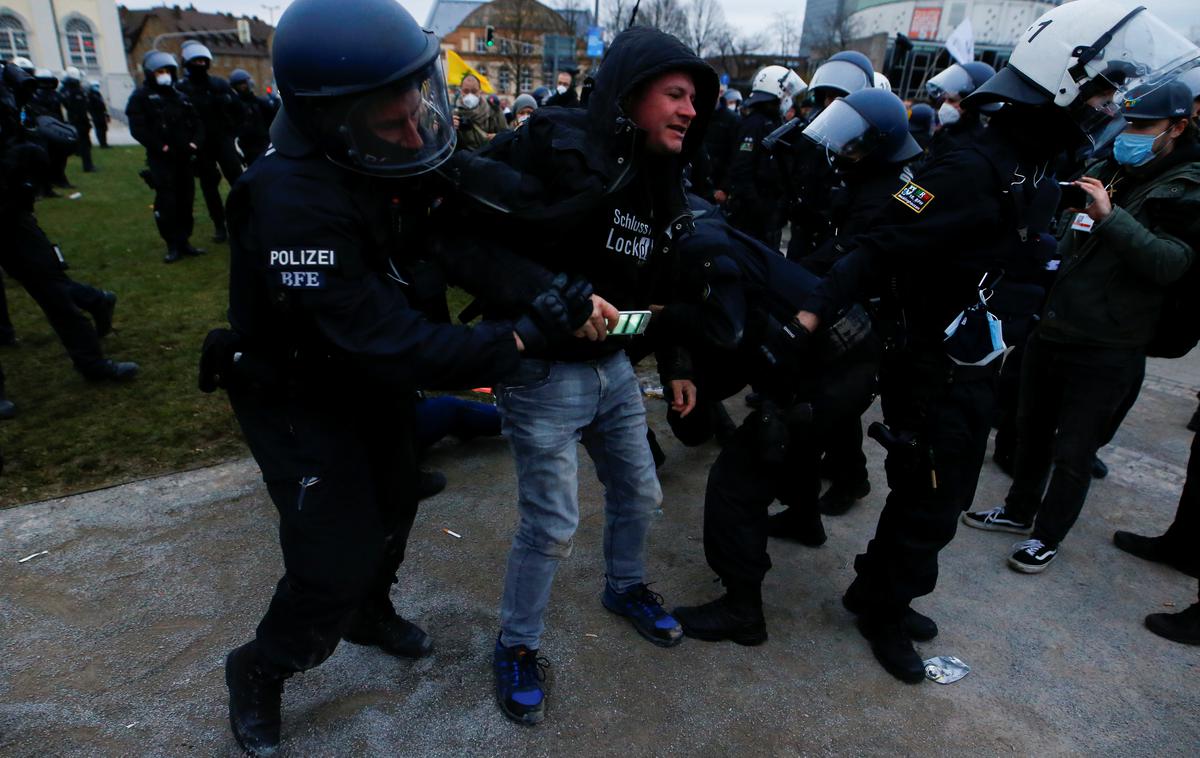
[220,144,523,678]
[700,102,738,200]
[234,89,276,166]
[782,136,838,259]
[725,101,784,249]
[61,80,94,172]
[27,87,71,187]
[654,216,880,621]
[926,110,986,163]
[801,114,1059,632]
[177,69,244,237]
[87,88,109,148]
[126,80,203,257]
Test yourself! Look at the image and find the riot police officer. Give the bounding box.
[28,67,72,189]
[792,1,1198,682]
[724,65,804,249]
[87,81,109,148]
[126,50,204,263]
[60,67,94,173]
[228,68,276,166]
[177,41,244,242]
[780,50,875,259]
[925,61,996,161]
[208,0,591,752]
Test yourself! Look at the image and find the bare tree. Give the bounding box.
[635,0,688,39]
[682,0,728,57]
[772,11,802,59]
[602,0,632,34]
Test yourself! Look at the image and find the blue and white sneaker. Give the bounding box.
[493,636,548,726]
[601,582,684,647]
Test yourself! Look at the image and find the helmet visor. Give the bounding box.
[802,99,882,161]
[336,58,456,177]
[1083,10,1200,100]
[927,64,974,100]
[809,60,871,97]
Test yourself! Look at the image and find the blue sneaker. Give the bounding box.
[601,582,684,647]
[493,636,547,726]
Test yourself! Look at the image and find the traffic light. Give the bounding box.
[486,25,495,48]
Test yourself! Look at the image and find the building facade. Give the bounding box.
[430,0,588,97]
[0,0,134,117]
[120,7,274,95]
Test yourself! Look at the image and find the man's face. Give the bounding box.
[630,71,697,155]
[364,87,424,149]
[556,72,572,90]
[460,77,480,98]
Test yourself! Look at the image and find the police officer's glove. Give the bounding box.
[514,288,574,357]
[758,315,811,378]
[198,328,240,393]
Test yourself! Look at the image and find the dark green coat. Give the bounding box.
[1039,149,1200,349]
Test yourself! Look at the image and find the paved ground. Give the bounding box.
[1,353,1198,757]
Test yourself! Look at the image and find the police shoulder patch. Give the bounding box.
[893,181,935,214]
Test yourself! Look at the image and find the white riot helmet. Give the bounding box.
[11,56,34,74]
[745,66,806,106]
[967,1,1200,144]
[873,72,892,91]
[64,66,82,82]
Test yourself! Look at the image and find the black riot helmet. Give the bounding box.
[802,88,922,166]
[271,0,456,177]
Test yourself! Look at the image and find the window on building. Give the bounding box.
[475,37,487,54]
[520,66,533,92]
[498,65,512,92]
[0,14,30,62]
[65,17,99,71]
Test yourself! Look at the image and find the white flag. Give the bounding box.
[945,19,975,65]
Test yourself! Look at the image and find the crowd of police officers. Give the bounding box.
[4,0,1200,752]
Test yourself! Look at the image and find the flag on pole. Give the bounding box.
[945,19,975,65]
[446,49,495,93]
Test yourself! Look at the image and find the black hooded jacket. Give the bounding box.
[438,27,719,363]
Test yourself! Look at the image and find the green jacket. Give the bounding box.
[1039,149,1200,349]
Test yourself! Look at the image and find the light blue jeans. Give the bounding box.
[496,351,663,649]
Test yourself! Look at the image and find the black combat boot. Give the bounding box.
[90,291,117,337]
[673,591,767,646]
[766,505,827,546]
[163,247,182,264]
[818,478,871,516]
[225,642,286,756]
[343,609,434,659]
[1145,603,1200,645]
[80,360,139,382]
[856,614,926,683]
[842,581,938,641]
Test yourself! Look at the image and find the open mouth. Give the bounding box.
[667,124,688,136]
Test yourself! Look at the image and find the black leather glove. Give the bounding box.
[198,328,240,392]
[513,274,595,356]
[758,314,811,376]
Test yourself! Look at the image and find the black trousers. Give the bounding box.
[701,339,881,596]
[146,154,195,250]
[0,273,14,341]
[194,138,243,229]
[1163,431,1200,578]
[94,122,108,148]
[231,394,421,676]
[1,212,105,372]
[1004,334,1145,547]
[849,350,997,618]
[72,124,93,171]
[820,416,869,490]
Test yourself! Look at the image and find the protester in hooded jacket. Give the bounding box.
[437,26,719,726]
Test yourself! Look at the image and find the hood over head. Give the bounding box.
[586,26,719,159]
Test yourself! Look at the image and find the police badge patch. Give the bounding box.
[893,182,935,213]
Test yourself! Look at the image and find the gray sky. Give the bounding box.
[140,0,1199,48]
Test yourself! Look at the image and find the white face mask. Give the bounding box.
[938,102,961,126]
[556,84,568,95]
[155,73,173,87]
[461,93,480,110]
[517,113,530,125]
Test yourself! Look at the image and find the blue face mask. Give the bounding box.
[1113,129,1166,167]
